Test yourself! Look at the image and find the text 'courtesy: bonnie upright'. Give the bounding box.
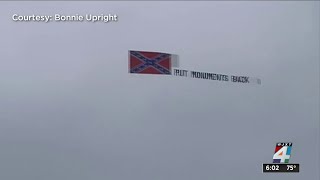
[12,14,118,23]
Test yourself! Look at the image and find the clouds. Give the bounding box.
[0,1,319,180]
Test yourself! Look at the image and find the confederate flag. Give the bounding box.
[129,50,171,75]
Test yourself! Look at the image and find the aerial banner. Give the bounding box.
[173,69,261,85]
[128,50,261,85]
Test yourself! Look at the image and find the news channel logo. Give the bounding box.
[262,142,299,173]
[273,142,292,163]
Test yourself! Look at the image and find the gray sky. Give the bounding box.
[0,1,319,180]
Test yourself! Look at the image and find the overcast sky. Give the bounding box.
[0,1,319,180]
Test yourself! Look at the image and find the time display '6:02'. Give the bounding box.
[264,164,279,171]
[262,164,299,173]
